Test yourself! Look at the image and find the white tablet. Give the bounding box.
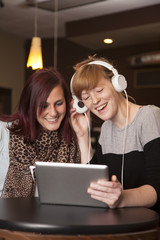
[35,162,109,208]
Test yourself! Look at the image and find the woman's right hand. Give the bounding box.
[70,100,90,139]
[70,100,93,164]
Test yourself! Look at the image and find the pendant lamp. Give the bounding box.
[27,0,43,70]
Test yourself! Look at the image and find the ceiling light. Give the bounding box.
[27,37,43,70]
[27,0,43,70]
[103,38,113,44]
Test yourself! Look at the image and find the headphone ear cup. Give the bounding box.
[112,75,127,92]
[72,95,88,114]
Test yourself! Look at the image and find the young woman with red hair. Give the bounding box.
[0,68,80,198]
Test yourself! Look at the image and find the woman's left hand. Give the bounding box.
[87,175,122,208]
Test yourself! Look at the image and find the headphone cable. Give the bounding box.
[121,90,129,190]
[84,112,91,164]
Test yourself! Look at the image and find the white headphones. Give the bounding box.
[70,60,127,114]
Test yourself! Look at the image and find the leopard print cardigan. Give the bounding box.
[2,130,80,198]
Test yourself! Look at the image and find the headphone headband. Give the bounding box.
[70,60,118,94]
[88,60,118,75]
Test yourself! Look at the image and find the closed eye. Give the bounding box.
[96,88,103,93]
[82,95,90,101]
[55,100,64,106]
[84,96,90,101]
[43,104,49,109]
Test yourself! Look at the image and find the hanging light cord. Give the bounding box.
[54,0,58,69]
[34,0,38,37]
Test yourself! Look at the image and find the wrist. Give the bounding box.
[116,190,125,208]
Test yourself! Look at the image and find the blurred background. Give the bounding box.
[0,0,160,130]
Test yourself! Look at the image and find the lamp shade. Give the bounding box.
[27,37,43,70]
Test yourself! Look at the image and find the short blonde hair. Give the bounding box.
[72,56,114,100]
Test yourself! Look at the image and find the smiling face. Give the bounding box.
[36,85,66,131]
[81,77,120,122]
